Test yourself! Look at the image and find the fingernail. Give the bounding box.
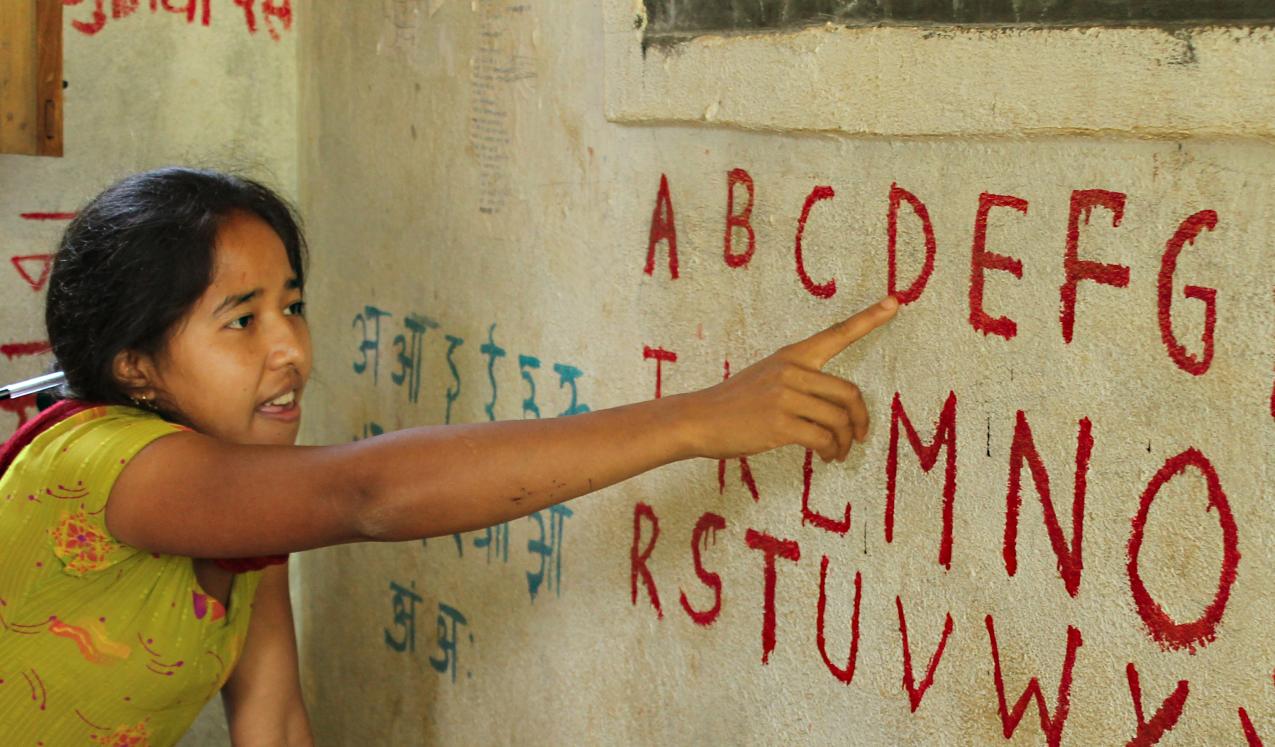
[881,295,899,310]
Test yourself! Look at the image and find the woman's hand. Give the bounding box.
[677,296,899,464]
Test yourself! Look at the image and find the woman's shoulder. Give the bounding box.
[55,402,186,436]
[15,404,189,477]
[0,405,193,576]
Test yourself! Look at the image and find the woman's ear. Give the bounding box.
[112,349,158,399]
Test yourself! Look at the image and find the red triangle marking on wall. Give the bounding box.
[11,255,54,291]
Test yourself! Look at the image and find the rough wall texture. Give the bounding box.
[0,3,297,743]
[297,2,1272,745]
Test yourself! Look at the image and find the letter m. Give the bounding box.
[885,391,958,569]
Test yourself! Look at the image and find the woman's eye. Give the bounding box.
[227,314,254,330]
[285,300,307,316]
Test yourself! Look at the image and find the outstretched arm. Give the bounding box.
[107,298,898,556]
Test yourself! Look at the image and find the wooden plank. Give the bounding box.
[35,0,62,157]
[0,0,37,155]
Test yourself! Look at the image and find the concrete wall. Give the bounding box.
[5,1,1270,743]
[296,2,1272,744]
[0,2,297,743]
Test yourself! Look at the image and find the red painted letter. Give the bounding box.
[642,345,677,399]
[1158,210,1218,375]
[969,193,1027,339]
[986,615,1083,747]
[717,360,760,501]
[645,174,679,279]
[802,449,851,534]
[744,528,800,664]
[679,512,727,627]
[631,502,662,619]
[815,556,861,684]
[896,595,954,713]
[1003,412,1091,598]
[67,0,108,35]
[261,0,291,39]
[235,0,289,37]
[1127,448,1239,652]
[112,0,139,19]
[163,0,210,25]
[1239,707,1264,746]
[724,168,756,268]
[795,186,836,299]
[887,183,937,305]
[886,391,958,569]
[1061,189,1130,343]
[1125,661,1189,746]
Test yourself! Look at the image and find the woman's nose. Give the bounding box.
[267,316,309,370]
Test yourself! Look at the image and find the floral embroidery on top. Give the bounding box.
[88,718,151,746]
[49,509,115,574]
[192,591,226,622]
[48,617,133,664]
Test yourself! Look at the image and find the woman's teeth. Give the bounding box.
[266,390,295,407]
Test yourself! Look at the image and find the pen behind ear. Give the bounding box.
[0,370,66,401]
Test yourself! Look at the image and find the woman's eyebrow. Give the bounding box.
[213,279,301,316]
[214,290,259,316]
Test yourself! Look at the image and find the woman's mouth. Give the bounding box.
[257,389,301,421]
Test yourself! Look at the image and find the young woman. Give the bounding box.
[0,167,898,745]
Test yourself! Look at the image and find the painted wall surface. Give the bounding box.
[296,3,1273,745]
[0,2,296,743]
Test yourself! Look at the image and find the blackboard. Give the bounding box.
[645,0,1275,35]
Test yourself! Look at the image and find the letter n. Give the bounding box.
[1003,412,1092,598]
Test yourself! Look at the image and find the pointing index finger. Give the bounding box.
[797,295,900,368]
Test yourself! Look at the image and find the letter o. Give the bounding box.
[1127,448,1239,652]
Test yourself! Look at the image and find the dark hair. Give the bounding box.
[45,167,308,408]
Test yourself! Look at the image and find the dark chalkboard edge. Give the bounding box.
[642,18,1275,53]
[606,114,1275,147]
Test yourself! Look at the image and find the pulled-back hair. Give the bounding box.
[45,167,308,407]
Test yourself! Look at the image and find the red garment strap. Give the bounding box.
[0,398,95,478]
[1,398,287,574]
[213,556,288,573]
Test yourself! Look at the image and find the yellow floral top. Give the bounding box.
[0,406,265,746]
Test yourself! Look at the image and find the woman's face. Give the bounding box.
[139,211,312,445]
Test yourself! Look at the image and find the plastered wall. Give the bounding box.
[296,2,1272,745]
[0,3,296,743]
